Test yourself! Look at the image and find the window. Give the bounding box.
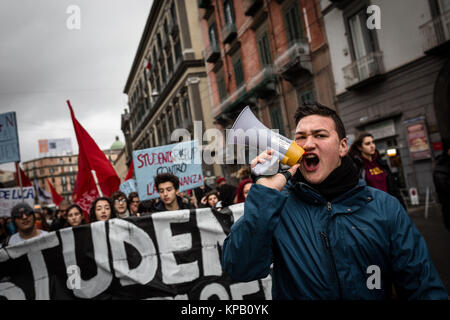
[175,105,182,127]
[348,9,376,60]
[151,129,156,147]
[301,90,315,105]
[174,41,182,62]
[233,58,245,87]
[209,22,218,47]
[170,2,177,22]
[164,19,169,36]
[168,110,174,133]
[157,124,163,146]
[161,64,167,84]
[167,54,173,74]
[270,107,285,136]
[157,33,162,48]
[217,74,227,101]
[257,32,272,66]
[162,117,168,145]
[284,2,304,43]
[183,98,192,122]
[223,0,235,25]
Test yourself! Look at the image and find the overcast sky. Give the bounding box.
[0,0,152,171]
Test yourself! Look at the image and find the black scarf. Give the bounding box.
[292,155,360,201]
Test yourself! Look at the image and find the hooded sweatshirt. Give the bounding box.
[360,152,388,192]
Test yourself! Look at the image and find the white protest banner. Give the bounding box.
[119,179,137,197]
[0,204,273,300]
[0,187,35,217]
[133,140,203,201]
[0,112,20,164]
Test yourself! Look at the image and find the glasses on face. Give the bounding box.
[114,198,127,204]
[14,211,33,219]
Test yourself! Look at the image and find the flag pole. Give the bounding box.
[91,170,103,197]
[15,162,24,203]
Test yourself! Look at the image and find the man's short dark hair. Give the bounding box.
[154,173,180,190]
[294,103,347,140]
[111,190,126,201]
[11,203,34,219]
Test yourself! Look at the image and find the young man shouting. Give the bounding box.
[222,103,447,300]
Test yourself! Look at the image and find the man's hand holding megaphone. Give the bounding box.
[251,149,301,192]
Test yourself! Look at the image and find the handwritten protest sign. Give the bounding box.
[0,187,35,217]
[119,179,137,197]
[0,112,20,164]
[133,140,203,201]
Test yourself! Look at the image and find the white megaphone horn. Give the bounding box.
[227,106,305,176]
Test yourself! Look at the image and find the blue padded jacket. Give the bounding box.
[222,180,447,300]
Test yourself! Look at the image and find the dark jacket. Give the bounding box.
[222,180,447,300]
[152,196,195,213]
[433,154,450,233]
[352,153,406,208]
[217,184,237,208]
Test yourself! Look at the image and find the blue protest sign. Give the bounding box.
[133,140,203,201]
[0,112,20,164]
[120,179,137,197]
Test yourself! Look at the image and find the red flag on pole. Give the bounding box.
[14,164,32,187]
[67,100,120,220]
[47,179,64,206]
[124,160,134,181]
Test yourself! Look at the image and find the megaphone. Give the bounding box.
[227,106,305,175]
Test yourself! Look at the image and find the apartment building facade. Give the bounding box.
[198,0,335,179]
[321,0,450,200]
[122,0,222,181]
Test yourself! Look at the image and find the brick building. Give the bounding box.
[198,0,335,180]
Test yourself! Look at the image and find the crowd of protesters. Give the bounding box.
[1,101,450,300]
[0,168,251,247]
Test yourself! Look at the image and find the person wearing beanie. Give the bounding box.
[7,203,48,246]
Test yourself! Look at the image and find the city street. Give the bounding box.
[408,203,450,293]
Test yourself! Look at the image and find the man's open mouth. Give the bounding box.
[302,153,320,172]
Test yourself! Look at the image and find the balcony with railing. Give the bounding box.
[198,0,211,8]
[274,39,312,84]
[343,51,385,89]
[420,10,450,53]
[222,22,237,44]
[248,66,278,100]
[198,0,214,19]
[243,0,263,16]
[204,42,220,63]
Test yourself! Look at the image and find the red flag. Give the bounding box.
[67,100,120,220]
[47,179,64,206]
[14,164,32,187]
[124,160,134,181]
